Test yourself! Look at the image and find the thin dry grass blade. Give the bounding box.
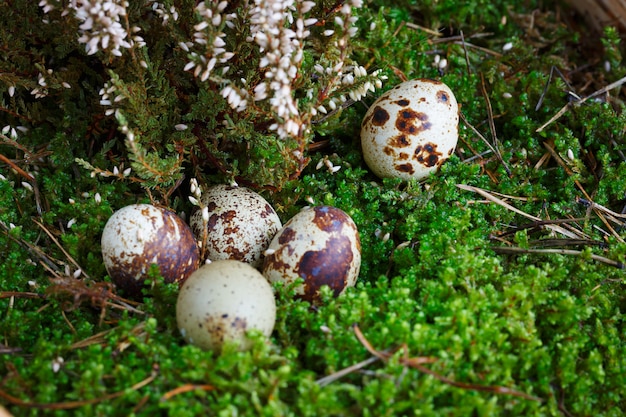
[492,246,624,269]
[457,184,583,238]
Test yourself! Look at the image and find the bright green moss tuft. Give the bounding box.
[2,0,626,416]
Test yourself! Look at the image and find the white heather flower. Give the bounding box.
[72,0,133,56]
[221,85,248,112]
[51,357,64,373]
[151,2,179,25]
[247,0,318,138]
[187,1,235,80]
[39,0,55,14]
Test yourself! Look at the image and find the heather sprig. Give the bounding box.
[8,0,386,194]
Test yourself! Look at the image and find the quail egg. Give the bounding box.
[190,185,282,268]
[176,260,276,352]
[101,204,199,296]
[262,206,361,303]
[360,78,459,180]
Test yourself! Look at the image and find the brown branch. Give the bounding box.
[353,324,543,402]
[491,246,624,269]
[479,72,511,176]
[536,74,626,132]
[160,384,215,401]
[0,368,157,410]
[0,153,34,181]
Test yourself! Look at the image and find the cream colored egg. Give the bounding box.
[262,206,361,303]
[101,204,199,297]
[176,260,276,352]
[360,78,459,180]
[190,185,282,268]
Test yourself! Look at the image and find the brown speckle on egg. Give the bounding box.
[389,134,410,148]
[262,206,361,303]
[190,185,281,268]
[395,163,415,174]
[278,227,296,244]
[361,78,459,180]
[296,236,354,302]
[436,90,450,104]
[101,204,199,298]
[311,206,349,233]
[414,142,443,168]
[371,106,390,126]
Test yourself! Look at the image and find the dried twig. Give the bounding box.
[479,72,511,176]
[316,355,382,387]
[352,324,543,402]
[0,152,35,181]
[0,368,157,410]
[457,184,583,239]
[33,218,91,280]
[541,141,625,243]
[491,246,624,269]
[160,384,216,401]
[536,74,626,132]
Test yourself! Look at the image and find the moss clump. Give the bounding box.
[2,0,626,416]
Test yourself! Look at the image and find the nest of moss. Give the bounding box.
[1,0,625,416]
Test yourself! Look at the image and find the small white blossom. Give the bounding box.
[72,0,134,56]
[51,357,64,373]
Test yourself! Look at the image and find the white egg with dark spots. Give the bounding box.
[262,206,361,303]
[190,185,282,268]
[361,78,459,180]
[101,204,199,297]
[176,260,276,352]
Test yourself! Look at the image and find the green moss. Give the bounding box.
[2,0,626,415]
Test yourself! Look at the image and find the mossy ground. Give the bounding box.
[1,0,626,416]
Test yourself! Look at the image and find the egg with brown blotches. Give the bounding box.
[262,206,361,303]
[101,204,199,297]
[176,260,276,352]
[360,78,459,181]
[189,185,282,268]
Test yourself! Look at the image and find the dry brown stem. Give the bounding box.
[352,324,543,402]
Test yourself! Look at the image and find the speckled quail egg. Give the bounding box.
[360,78,459,180]
[262,206,361,303]
[176,260,276,352]
[101,204,199,297]
[190,185,282,268]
